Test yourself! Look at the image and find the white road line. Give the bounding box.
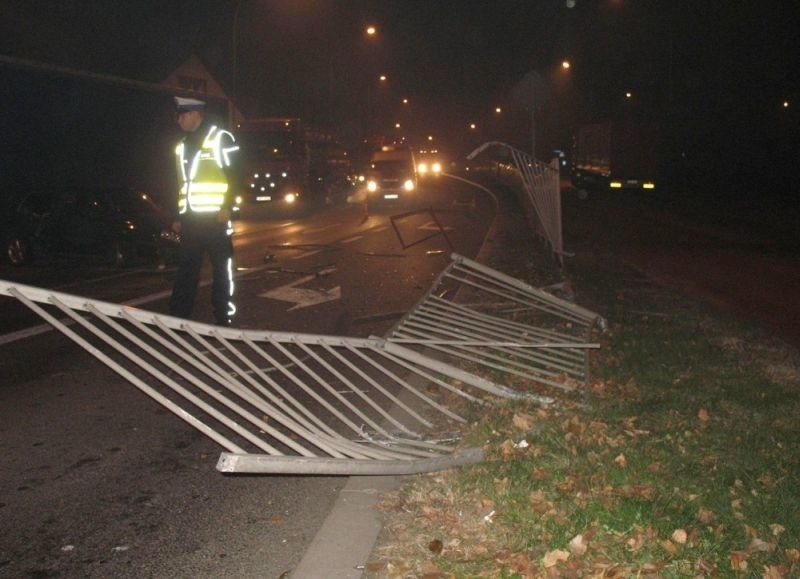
[0,262,280,346]
[289,250,322,260]
[340,235,363,244]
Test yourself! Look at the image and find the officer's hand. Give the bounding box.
[171,220,182,234]
[218,209,231,224]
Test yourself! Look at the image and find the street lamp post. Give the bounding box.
[230,0,243,127]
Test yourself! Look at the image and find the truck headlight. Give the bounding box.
[404,179,415,191]
[284,192,297,204]
[367,180,378,192]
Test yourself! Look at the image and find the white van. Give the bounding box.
[366,146,417,200]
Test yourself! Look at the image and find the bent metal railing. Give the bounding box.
[0,257,603,475]
[387,254,604,403]
[0,280,525,475]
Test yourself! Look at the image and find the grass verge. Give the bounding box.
[366,247,800,578]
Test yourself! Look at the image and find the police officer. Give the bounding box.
[168,96,239,326]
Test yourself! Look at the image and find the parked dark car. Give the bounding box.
[3,187,178,267]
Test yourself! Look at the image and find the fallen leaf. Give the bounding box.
[763,565,788,579]
[499,439,516,460]
[698,408,710,422]
[747,538,775,553]
[671,529,687,544]
[626,533,646,552]
[568,534,588,556]
[428,539,443,554]
[528,490,554,514]
[493,477,510,495]
[420,559,442,577]
[512,412,535,431]
[769,523,786,537]
[613,453,627,468]
[694,558,716,574]
[697,507,715,524]
[785,548,800,561]
[660,539,678,555]
[730,550,749,571]
[743,524,758,538]
[542,549,570,567]
[531,467,551,481]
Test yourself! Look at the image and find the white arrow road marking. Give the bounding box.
[258,275,341,311]
[418,221,454,231]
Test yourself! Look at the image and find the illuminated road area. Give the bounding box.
[0,177,495,578]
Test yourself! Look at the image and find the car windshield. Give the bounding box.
[238,131,296,162]
[371,160,412,177]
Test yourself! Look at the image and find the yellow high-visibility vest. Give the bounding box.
[176,125,239,214]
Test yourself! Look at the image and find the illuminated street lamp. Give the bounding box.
[561,60,571,69]
[379,74,387,82]
[625,91,633,98]
[469,122,477,130]
[366,25,377,36]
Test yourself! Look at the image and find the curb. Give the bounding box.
[290,175,507,578]
[290,475,400,578]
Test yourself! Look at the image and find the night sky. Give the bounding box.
[1,0,798,196]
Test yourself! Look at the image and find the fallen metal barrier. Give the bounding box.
[387,254,604,402]
[0,256,603,475]
[0,280,522,475]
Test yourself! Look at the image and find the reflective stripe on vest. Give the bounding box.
[176,125,239,214]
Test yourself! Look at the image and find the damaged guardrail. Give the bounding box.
[0,256,603,475]
[387,254,604,402]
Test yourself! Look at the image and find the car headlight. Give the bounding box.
[432,162,442,173]
[404,179,415,191]
[417,162,428,174]
[284,192,298,204]
[367,180,378,192]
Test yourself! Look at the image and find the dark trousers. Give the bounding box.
[169,217,234,325]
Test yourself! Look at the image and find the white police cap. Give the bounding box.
[174,96,206,112]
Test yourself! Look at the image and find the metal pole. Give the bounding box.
[231,0,242,127]
[531,93,536,160]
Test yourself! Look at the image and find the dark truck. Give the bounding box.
[571,121,659,197]
[236,118,350,214]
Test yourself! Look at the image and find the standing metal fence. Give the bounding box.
[468,141,563,263]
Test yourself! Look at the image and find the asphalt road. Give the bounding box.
[0,176,496,578]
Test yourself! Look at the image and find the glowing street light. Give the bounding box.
[561,60,571,69]
[495,107,502,114]
[469,122,477,130]
[625,91,633,98]
[379,74,387,82]
[366,25,377,36]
